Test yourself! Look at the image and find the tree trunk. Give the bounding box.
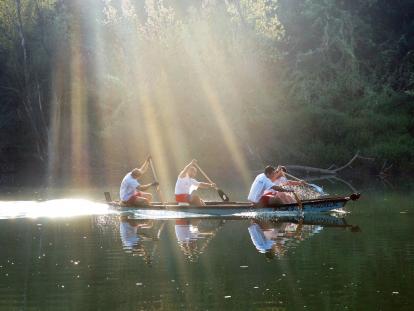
[286,152,374,174]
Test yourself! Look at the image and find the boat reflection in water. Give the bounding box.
[248,214,360,260]
[118,213,359,263]
[119,216,165,265]
[174,219,225,262]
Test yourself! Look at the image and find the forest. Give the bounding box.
[0,0,413,186]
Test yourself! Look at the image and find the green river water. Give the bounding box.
[0,181,413,310]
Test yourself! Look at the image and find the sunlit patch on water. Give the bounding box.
[0,199,113,219]
[126,210,215,220]
[330,209,349,214]
[234,211,301,219]
[127,210,305,220]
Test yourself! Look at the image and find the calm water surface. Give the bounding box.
[0,185,413,310]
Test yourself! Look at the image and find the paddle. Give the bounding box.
[148,157,166,207]
[284,172,325,195]
[292,191,303,210]
[193,162,230,202]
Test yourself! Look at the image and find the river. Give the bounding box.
[0,180,413,310]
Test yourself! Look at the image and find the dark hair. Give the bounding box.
[265,250,275,261]
[279,166,287,173]
[264,165,275,177]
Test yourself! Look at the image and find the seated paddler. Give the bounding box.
[248,165,295,206]
[273,166,304,187]
[120,157,159,206]
[175,159,216,206]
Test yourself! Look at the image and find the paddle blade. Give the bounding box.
[308,184,325,194]
[217,189,230,202]
[350,193,361,201]
[104,192,112,203]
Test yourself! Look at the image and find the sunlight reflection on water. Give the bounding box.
[0,199,112,219]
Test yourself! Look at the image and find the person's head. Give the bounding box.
[131,168,142,179]
[277,165,287,173]
[187,166,197,178]
[264,250,275,261]
[264,165,276,179]
[272,165,287,180]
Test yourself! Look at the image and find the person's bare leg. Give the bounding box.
[283,193,296,204]
[189,194,205,207]
[268,196,284,206]
[140,192,153,203]
[273,192,295,204]
[132,196,150,206]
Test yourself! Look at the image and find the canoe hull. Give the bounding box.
[107,193,360,216]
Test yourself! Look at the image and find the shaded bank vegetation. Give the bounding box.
[0,0,413,186]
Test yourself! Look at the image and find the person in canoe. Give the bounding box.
[120,157,159,206]
[273,166,305,187]
[273,165,325,197]
[248,165,296,206]
[175,159,216,206]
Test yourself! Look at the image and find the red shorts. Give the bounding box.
[124,192,143,205]
[175,194,191,203]
[259,194,272,206]
[259,191,277,206]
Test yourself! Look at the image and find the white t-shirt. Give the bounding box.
[263,176,289,195]
[174,176,200,195]
[120,173,140,201]
[248,223,274,253]
[247,173,274,203]
[175,224,199,242]
[119,222,139,250]
[274,176,288,186]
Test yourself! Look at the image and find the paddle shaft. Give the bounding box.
[285,172,321,192]
[284,172,305,183]
[193,162,230,201]
[193,162,215,185]
[292,191,303,209]
[149,158,166,205]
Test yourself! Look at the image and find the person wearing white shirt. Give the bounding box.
[273,166,304,187]
[264,166,306,204]
[119,157,159,206]
[248,222,275,253]
[174,159,216,206]
[247,165,295,206]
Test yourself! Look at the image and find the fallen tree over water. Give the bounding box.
[286,152,375,175]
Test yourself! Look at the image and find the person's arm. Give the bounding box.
[178,159,197,178]
[284,180,304,186]
[138,156,151,175]
[197,182,216,189]
[137,182,159,191]
[270,184,293,193]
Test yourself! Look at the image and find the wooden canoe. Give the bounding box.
[105,192,360,215]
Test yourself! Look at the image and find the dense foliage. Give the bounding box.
[0,0,413,185]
